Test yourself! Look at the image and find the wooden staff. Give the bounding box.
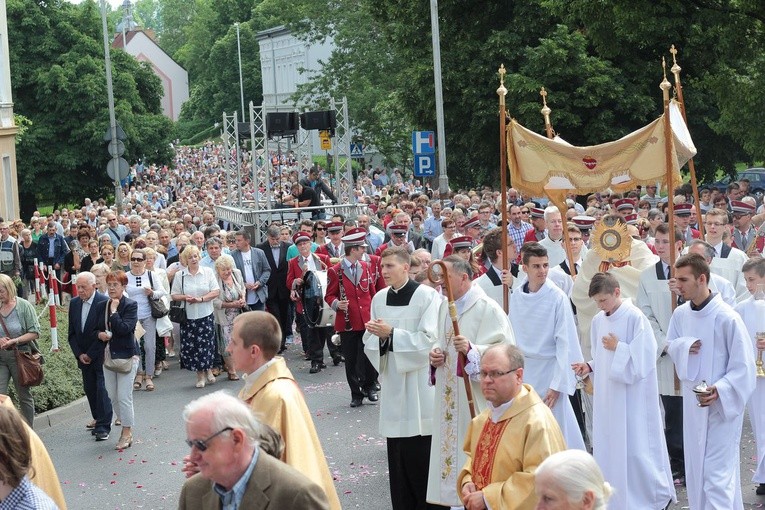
[540,88,577,278]
[670,45,704,238]
[661,58,682,396]
[498,64,510,312]
[428,260,476,418]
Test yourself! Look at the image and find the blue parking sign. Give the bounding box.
[414,154,436,177]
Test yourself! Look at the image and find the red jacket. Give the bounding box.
[364,254,386,291]
[523,229,544,244]
[325,260,376,332]
[315,242,344,261]
[286,252,331,314]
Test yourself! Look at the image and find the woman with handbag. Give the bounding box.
[170,245,220,388]
[144,248,172,375]
[97,271,139,450]
[0,274,41,427]
[125,249,166,392]
[212,254,245,381]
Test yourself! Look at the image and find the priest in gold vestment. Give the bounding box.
[227,311,342,510]
[457,345,565,510]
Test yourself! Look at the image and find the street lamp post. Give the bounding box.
[100,0,123,213]
[235,22,245,123]
[430,0,448,194]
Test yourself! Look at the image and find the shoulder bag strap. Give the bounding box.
[0,313,10,338]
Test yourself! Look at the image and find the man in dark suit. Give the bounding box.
[68,272,112,441]
[256,225,291,353]
[230,230,270,311]
[178,391,330,510]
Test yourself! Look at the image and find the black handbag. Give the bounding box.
[146,271,169,318]
[169,274,187,324]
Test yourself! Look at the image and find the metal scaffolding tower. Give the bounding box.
[222,112,241,206]
[330,97,353,205]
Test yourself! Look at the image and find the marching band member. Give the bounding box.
[287,232,339,374]
[325,228,378,408]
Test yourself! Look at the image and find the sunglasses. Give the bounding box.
[185,427,232,452]
[130,257,145,262]
[520,210,529,214]
[315,228,326,231]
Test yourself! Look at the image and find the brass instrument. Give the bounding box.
[744,223,765,258]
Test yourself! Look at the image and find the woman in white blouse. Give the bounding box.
[170,246,220,388]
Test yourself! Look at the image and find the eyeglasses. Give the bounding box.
[315,228,325,232]
[705,222,724,227]
[185,427,232,452]
[130,257,145,262]
[478,368,519,381]
[732,213,749,219]
[227,239,236,244]
[569,237,583,242]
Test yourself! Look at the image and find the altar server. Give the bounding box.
[667,253,755,509]
[509,242,585,450]
[363,246,444,510]
[573,272,675,509]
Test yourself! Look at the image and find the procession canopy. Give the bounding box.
[507,99,695,199]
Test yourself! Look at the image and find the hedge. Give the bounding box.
[7,304,84,414]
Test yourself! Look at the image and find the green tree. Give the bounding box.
[9,0,173,217]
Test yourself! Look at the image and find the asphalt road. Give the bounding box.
[34,344,765,509]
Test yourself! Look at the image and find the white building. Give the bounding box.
[112,29,189,121]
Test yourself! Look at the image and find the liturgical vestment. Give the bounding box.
[735,296,765,483]
[239,357,341,510]
[667,294,755,509]
[426,285,515,506]
[509,279,585,450]
[589,301,676,509]
[457,384,565,510]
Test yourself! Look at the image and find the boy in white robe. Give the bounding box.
[703,208,749,301]
[509,242,585,450]
[426,255,514,507]
[573,272,675,509]
[667,253,755,509]
[735,257,765,495]
[362,246,446,510]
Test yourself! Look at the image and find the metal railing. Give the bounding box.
[214,202,369,244]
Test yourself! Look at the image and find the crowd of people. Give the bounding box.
[1,140,765,509]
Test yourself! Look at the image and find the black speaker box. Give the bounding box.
[266,112,299,138]
[300,110,336,133]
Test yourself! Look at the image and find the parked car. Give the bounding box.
[710,167,765,199]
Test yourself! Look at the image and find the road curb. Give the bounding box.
[33,397,89,433]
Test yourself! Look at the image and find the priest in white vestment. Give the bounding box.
[573,272,675,509]
[426,256,515,507]
[363,246,443,510]
[509,242,585,450]
[667,253,755,509]
[735,258,765,495]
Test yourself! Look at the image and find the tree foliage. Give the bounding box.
[152,0,764,187]
[9,0,173,217]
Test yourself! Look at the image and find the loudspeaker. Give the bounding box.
[237,122,251,139]
[266,112,299,138]
[300,110,336,135]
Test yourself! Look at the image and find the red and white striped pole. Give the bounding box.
[48,278,59,352]
[37,261,47,302]
[32,259,41,305]
[48,266,60,307]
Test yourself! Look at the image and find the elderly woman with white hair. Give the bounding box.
[211,254,245,380]
[534,450,612,510]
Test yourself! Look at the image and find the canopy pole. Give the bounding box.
[497,65,510,313]
[662,57,682,396]
[670,45,704,238]
[540,88,577,278]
